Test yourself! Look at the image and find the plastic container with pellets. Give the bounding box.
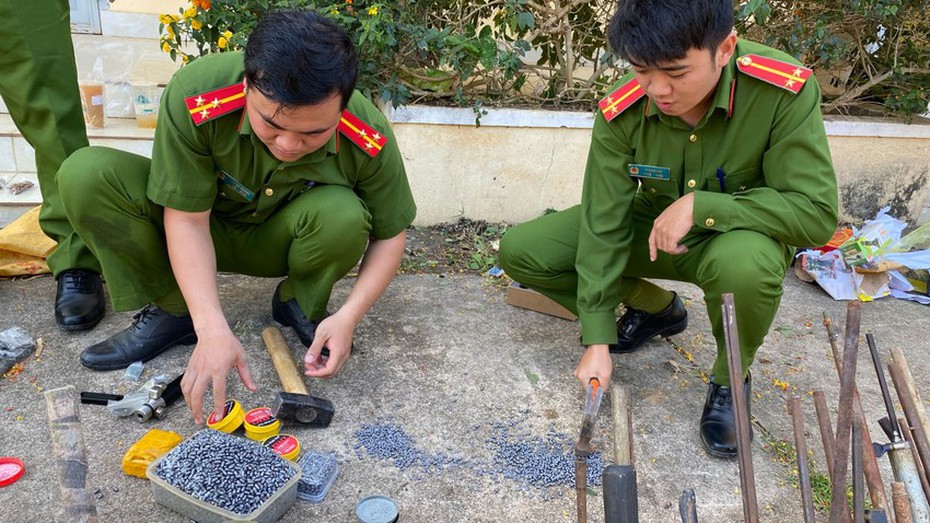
[147,430,301,523]
[297,451,339,503]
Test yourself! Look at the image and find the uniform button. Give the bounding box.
[219,191,226,197]
[687,179,696,188]
[739,185,747,191]
[264,188,274,197]
[689,134,697,143]
[705,218,716,227]
[649,187,657,194]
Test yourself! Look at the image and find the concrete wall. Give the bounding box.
[393,106,930,226]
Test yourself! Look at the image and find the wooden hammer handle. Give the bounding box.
[262,326,309,395]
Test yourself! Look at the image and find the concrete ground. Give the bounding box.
[0,272,928,522]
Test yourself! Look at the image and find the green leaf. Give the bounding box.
[516,12,535,30]
[525,370,539,384]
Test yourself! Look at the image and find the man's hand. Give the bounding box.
[304,310,356,378]
[648,192,695,261]
[573,344,613,387]
[181,326,257,424]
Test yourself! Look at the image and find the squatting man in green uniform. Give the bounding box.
[499,0,838,457]
[0,0,106,330]
[57,10,416,423]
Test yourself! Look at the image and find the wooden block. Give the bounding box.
[505,282,577,321]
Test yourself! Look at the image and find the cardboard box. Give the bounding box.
[839,223,894,267]
[505,282,577,321]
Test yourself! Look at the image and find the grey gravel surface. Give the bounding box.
[0,272,928,522]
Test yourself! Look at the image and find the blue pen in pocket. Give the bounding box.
[716,167,726,192]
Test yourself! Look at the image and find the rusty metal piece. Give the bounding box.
[829,302,860,523]
[894,482,914,523]
[789,397,816,523]
[900,417,930,506]
[813,390,837,481]
[576,458,587,523]
[823,311,887,512]
[888,362,930,522]
[721,293,758,523]
[853,422,865,523]
[891,347,930,455]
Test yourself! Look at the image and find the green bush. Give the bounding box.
[736,0,929,118]
[160,0,929,118]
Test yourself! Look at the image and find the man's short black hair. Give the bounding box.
[607,0,733,66]
[245,9,357,110]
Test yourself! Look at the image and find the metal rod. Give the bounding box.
[813,390,837,482]
[829,302,860,523]
[891,347,930,454]
[853,422,865,523]
[894,482,914,523]
[866,334,903,439]
[901,417,930,506]
[679,489,698,523]
[721,293,758,523]
[890,360,930,484]
[576,458,587,523]
[823,312,887,511]
[789,396,817,523]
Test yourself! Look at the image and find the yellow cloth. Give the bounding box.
[0,206,56,276]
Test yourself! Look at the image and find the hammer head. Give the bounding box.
[272,392,335,427]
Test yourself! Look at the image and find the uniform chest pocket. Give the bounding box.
[706,165,762,194]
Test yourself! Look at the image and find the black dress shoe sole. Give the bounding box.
[58,313,105,332]
[610,316,689,354]
[80,332,197,371]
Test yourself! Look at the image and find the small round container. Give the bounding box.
[356,495,399,523]
[262,434,300,461]
[206,399,244,433]
[0,457,24,488]
[244,407,281,441]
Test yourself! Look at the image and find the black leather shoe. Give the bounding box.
[271,282,327,350]
[700,373,753,458]
[80,305,196,371]
[608,292,688,353]
[55,270,105,331]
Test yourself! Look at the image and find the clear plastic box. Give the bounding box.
[296,451,339,503]
[146,431,302,523]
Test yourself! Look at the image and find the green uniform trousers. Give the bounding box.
[57,147,371,319]
[499,205,795,385]
[0,0,97,276]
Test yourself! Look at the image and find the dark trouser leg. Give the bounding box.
[57,147,176,311]
[0,0,96,275]
[212,184,371,319]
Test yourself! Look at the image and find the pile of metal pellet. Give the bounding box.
[353,421,465,474]
[484,421,605,489]
[153,430,296,515]
[353,417,605,493]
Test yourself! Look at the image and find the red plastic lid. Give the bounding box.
[0,457,24,487]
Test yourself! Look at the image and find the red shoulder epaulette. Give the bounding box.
[736,54,812,94]
[338,110,387,158]
[598,78,645,122]
[185,82,246,125]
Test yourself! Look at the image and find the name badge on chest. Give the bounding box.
[628,164,671,181]
[217,170,255,202]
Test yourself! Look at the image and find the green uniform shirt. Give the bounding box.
[149,51,416,240]
[577,39,838,344]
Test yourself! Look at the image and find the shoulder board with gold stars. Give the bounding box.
[598,78,645,122]
[184,82,246,125]
[736,54,812,94]
[338,110,387,158]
